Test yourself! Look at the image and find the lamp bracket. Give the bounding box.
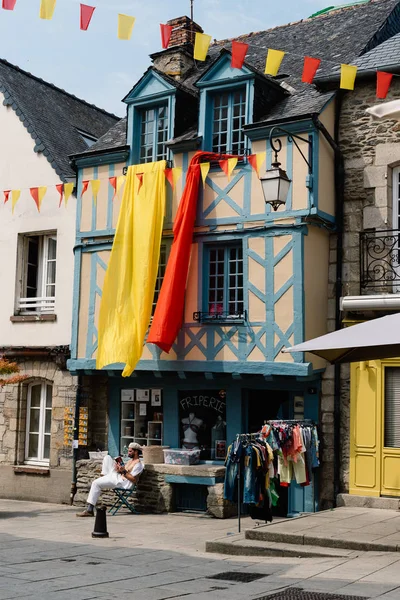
[269,126,312,171]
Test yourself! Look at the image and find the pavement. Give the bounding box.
[2,500,400,599]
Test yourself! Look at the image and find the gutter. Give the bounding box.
[316,64,400,87]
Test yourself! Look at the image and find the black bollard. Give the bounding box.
[92,506,109,538]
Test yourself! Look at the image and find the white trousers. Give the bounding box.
[87,455,132,506]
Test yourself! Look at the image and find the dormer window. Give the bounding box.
[140,105,169,163]
[212,88,246,155]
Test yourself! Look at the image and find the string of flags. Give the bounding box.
[2,155,270,213]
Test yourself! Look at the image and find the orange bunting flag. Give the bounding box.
[91,179,101,205]
[248,152,266,178]
[160,23,173,49]
[231,40,249,69]
[109,176,117,199]
[200,162,210,188]
[219,157,238,181]
[30,186,47,212]
[118,14,135,40]
[136,172,144,193]
[3,190,10,204]
[340,64,357,90]
[40,0,56,20]
[2,0,17,10]
[265,49,285,76]
[11,190,20,214]
[377,71,393,99]
[81,180,89,198]
[56,183,64,207]
[302,56,321,84]
[80,4,95,31]
[194,32,211,61]
[64,182,74,206]
[164,167,182,190]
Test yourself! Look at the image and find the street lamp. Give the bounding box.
[260,126,312,211]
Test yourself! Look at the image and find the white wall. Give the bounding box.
[0,95,76,347]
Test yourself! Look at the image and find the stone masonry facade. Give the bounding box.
[320,79,400,509]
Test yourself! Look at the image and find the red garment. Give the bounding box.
[148,151,239,353]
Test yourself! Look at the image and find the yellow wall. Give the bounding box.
[318,100,335,217]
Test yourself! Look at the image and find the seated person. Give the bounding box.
[76,442,143,517]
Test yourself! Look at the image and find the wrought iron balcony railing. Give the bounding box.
[193,310,247,323]
[360,229,400,292]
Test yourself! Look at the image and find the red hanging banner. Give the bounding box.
[302,56,321,84]
[81,180,89,197]
[377,71,393,99]
[231,40,249,69]
[2,0,17,10]
[109,176,117,199]
[56,183,64,207]
[3,190,10,203]
[160,23,173,49]
[80,3,95,31]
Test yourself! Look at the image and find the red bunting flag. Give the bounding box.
[377,71,393,99]
[30,187,39,211]
[302,56,321,84]
[81,180,89,198]
[109,176,117,200]
[219,160,229,177]
[231,40,249,69]
[2,0,17,10]
[136,172,144,193]
[3,190,10,203]
[80,4,95,30]
[164,168,174,190]
[56,183,64,207]
[160,23,173,49]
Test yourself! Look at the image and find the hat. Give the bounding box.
[128,442,142,451]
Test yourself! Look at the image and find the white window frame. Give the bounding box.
[392,166,400,230]
[17,232,57,314]
[25,381,52,465]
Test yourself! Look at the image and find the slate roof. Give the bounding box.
[78,0,400,154]
[0,59,118,180]
[78,117,128,155]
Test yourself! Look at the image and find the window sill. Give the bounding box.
[14,465,50,476]
[10,314,57,323]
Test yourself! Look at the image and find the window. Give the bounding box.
[205,245,244,320]
[140,105,169,163]
[25,382,52,464]
[77,129,97,148]
[212,88,246,155]
[384,368,400,448]
[120,389,163,454]
[152,244,167,316]
[18,233,57,313]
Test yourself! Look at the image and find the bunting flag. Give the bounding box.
[302,56,321,84]
[116,174,126,196]
[136,172,144,193]
[265,49,285,76]
[56,183,64,207]
[165,167,182,190]
[231,40,249,69]
[248,152,266,178]
[39,0,56,20]
[377,71,393,99]
[160,23,173,49]
[80,4,95,31]
[11,190,20,214]
[91,179,101,204]
[3,190,10,204]
[118,14,135,40]
[109,176,117,199]
[64,182,74,206]
[81,180,89,198]
[200,162,210,188]
[194,32,211,61]
[2,0,17,10]
[219,157,238,181]
[30,186,47,212]
[340,64,357,90]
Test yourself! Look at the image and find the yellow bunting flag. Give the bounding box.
[118,14,135,40]
[340,64,357,90]
[91,179,101,205]
[265,49,285,76]
[64,182,74,206]
[227,157,238,181]
[116,175,126,197]
[200,162,210,188]
[172,167,182,188]
[39,0,56,20]
[11,190,20,214]
[38,186,47,209]
[194,32,211,61]
[248,152,266,178]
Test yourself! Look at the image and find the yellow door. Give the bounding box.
[381,364,400,496]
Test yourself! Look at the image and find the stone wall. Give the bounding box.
[321,78,400,508]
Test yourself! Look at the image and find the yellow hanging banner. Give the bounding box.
[64,182,74,206]
[91,179,101,205]
[194,32,211,61]
[340,64,357,90]
[118,14,135,40]
[265,49,285,76]
[11,190,20,214]
[39,0,56,20]
[200,162,210,188]
[97,160,167,377]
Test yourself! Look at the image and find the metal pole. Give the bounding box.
[237,461,241,533]
[190,0,194,21]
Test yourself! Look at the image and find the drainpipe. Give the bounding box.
[312,98,345,508]
[70,375,82,505]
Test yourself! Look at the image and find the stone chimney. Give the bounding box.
[151,16,204,81]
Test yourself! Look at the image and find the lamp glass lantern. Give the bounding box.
[260,161,291,211]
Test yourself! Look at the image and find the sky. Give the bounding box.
[0,0,338,116]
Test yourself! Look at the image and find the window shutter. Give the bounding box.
[384,367,400,448]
